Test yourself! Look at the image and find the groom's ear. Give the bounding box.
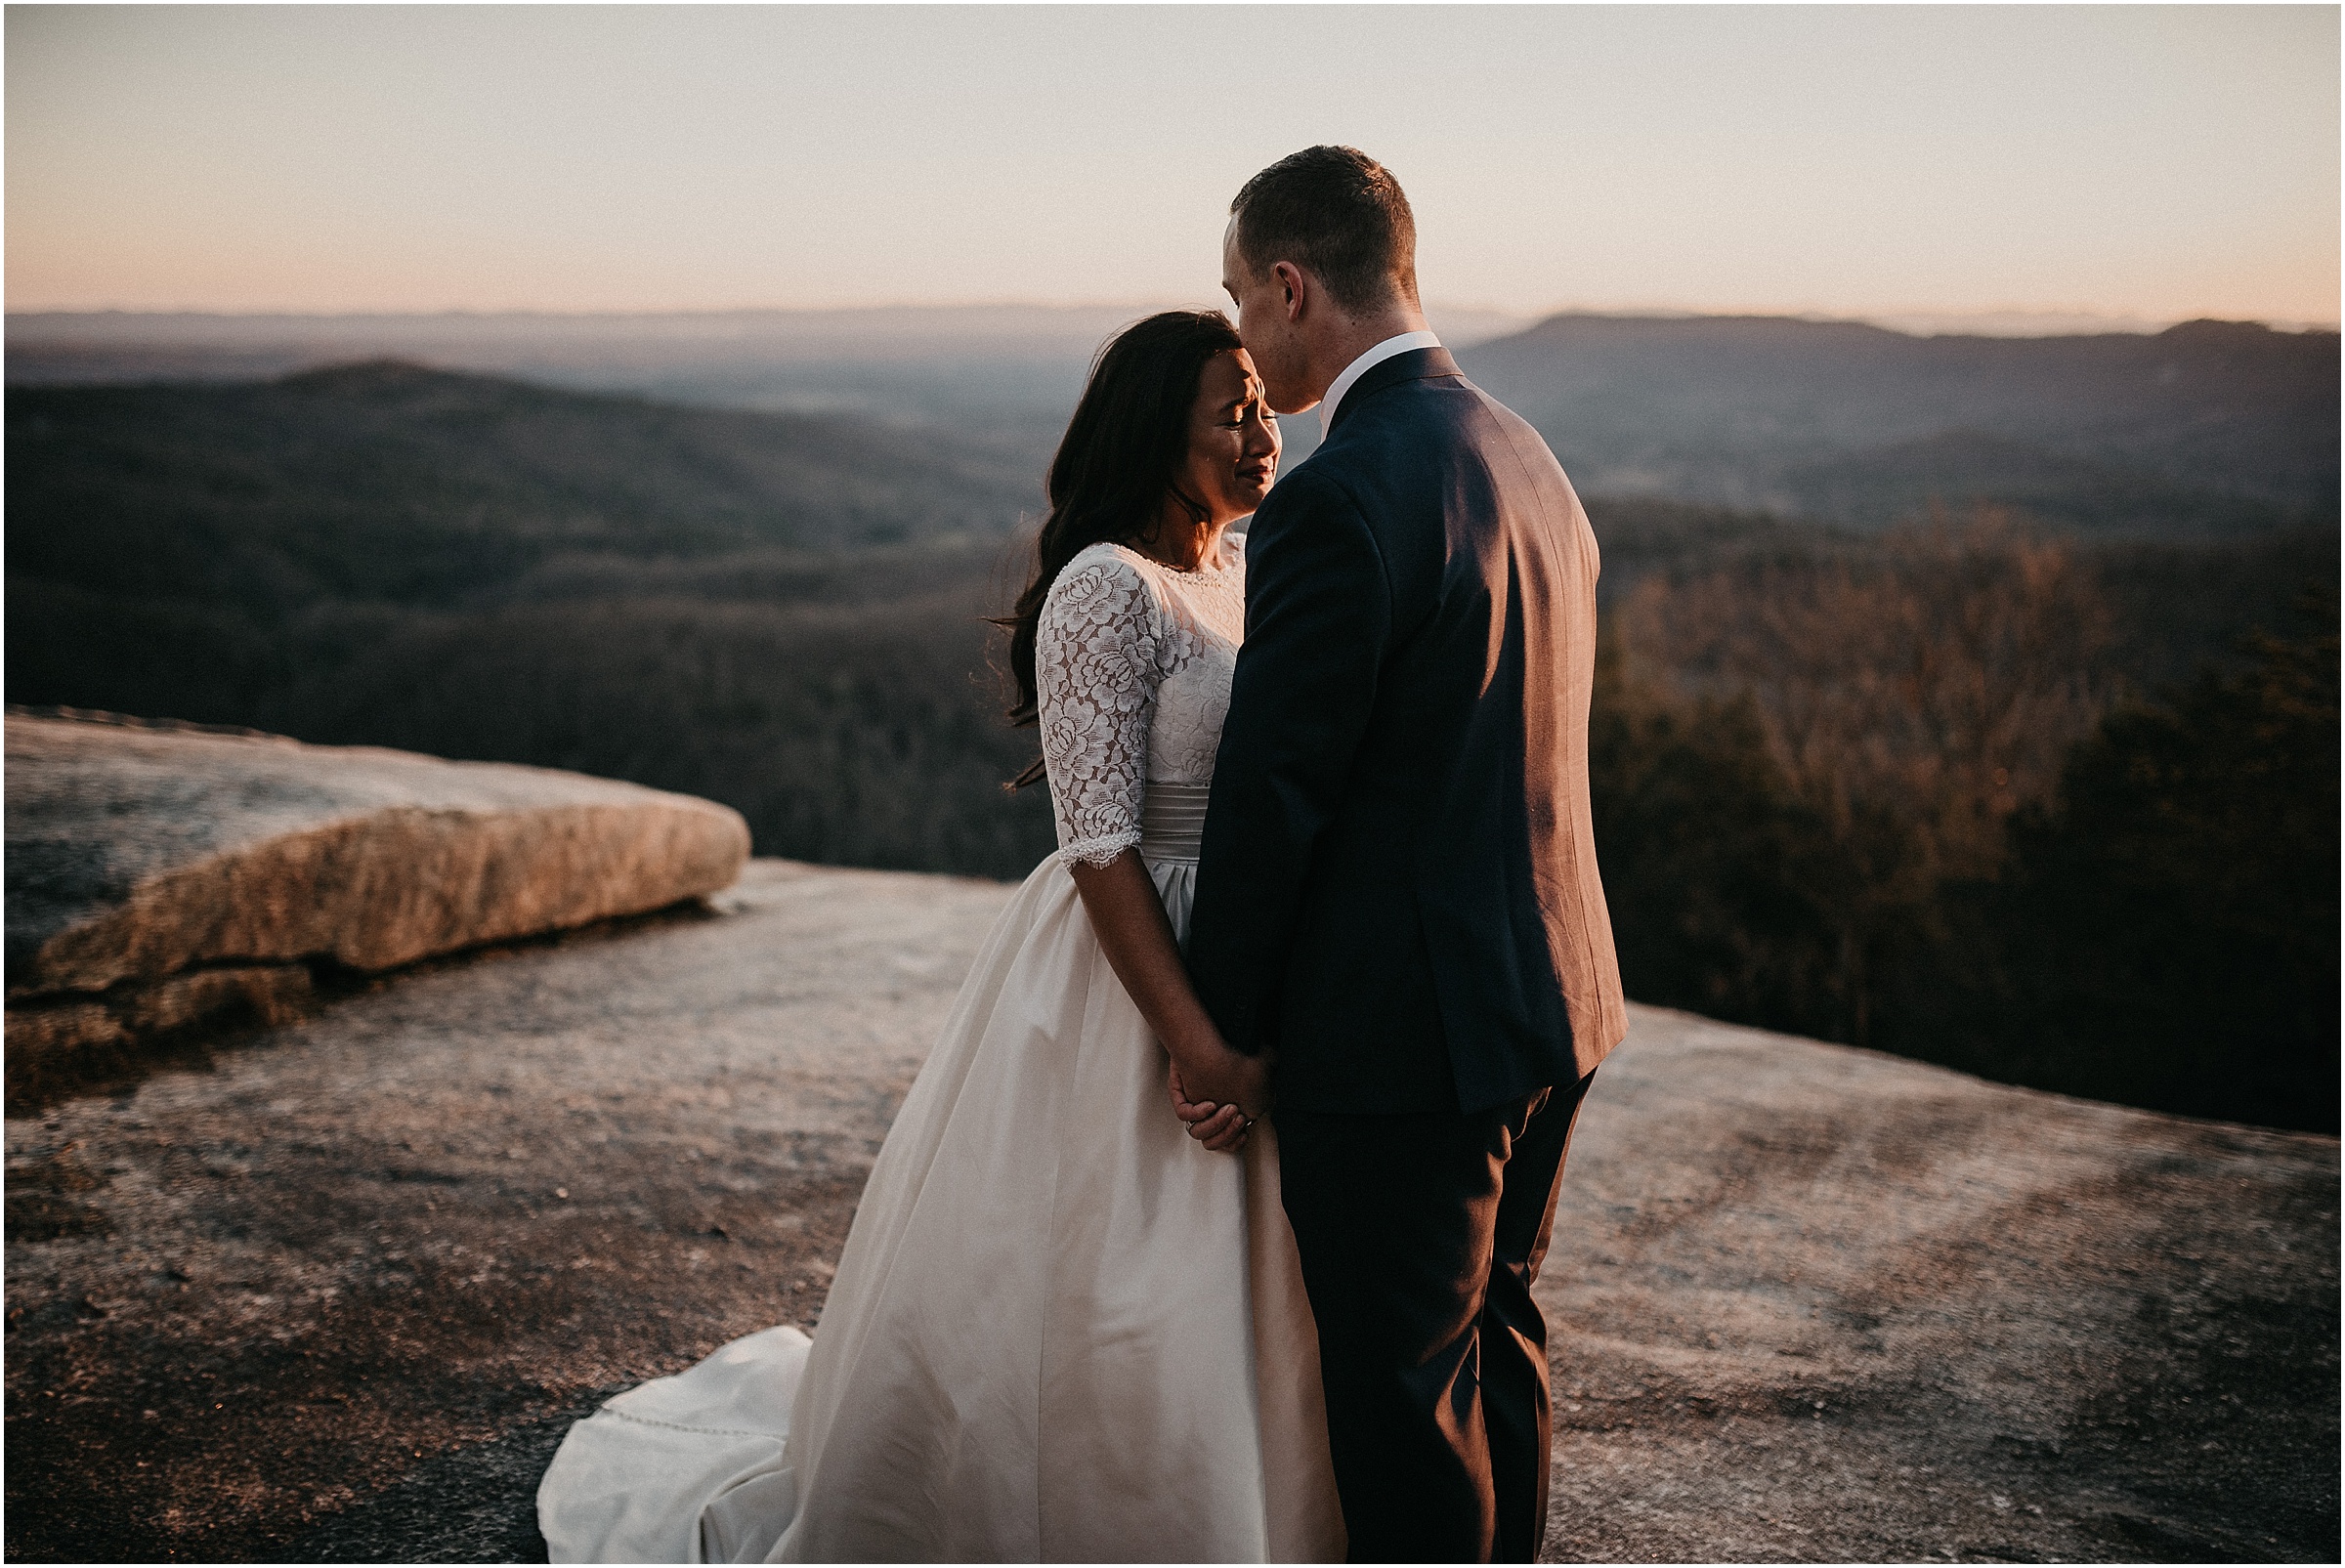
[1273,261,1309,322]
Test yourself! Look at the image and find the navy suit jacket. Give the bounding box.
[1185,347,1627,1116]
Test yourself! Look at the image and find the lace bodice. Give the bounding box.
[1035,538,1247,866]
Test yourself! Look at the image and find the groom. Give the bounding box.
[1183,148,1627,1562]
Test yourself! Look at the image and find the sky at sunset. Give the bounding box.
[7,4,2338,326]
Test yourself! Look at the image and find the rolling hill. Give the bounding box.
[6,360,1041,616]
[17,308,2335,540]
[1457,315,2339,532]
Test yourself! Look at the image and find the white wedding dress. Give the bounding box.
[537,537,1345,1563]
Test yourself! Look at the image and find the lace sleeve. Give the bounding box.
[1036,552,1160,867]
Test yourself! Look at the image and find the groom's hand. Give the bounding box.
[1169,1061,1256,1155]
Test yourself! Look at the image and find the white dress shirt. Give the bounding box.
[1319,329,1444,439]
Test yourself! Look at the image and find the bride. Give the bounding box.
[537,311,1346,1563]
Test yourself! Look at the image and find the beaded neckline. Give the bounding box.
[1105,537,1240,578]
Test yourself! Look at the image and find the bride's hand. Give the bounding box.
[1169,1062,1252,1153]
[1168,1050,1269,1154]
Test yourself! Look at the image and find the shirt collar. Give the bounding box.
[1320,330,1444,440]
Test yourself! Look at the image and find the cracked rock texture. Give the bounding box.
[4,860,2336,1562]
[4,712,749,1098]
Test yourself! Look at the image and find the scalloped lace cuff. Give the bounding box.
[1055,830,1142,869]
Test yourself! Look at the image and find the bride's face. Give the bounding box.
[1180,350,1281,526]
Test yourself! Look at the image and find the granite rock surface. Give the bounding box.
[4,860,2335,1562]
[5,711,749,1103]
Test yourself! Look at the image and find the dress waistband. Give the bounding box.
[1138,782,1212,865]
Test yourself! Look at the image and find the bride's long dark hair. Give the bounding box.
[996,310,1245,788]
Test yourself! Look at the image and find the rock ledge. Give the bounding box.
[4,711,749,1100]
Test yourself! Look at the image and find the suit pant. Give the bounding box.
[1276,1070,1596,1563]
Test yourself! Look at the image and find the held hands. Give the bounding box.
[1064,851,1266,1155]
[1167,1046,1270,1156]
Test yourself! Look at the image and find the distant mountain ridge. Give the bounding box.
[7,360,1038,615]
[8,309,2334,539]
[2,303,1534,445]
[1456,314,2338,532]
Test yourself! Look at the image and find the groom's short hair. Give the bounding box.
[1230,147,1419,314]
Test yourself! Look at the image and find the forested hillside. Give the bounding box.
[7,360,2332,1129]
[8,360,1039,611]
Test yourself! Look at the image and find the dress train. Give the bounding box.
[538,844,1343,1562]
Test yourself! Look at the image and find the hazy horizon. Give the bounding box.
[10,301,2334,343]
[8,6,2336,324]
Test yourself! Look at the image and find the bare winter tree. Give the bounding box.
[1611,507,2118,1038]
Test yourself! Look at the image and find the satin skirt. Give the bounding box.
[538,786,1344,1562]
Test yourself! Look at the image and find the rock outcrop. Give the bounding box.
[5,711,749,1099]
[4,860,2334,1562]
